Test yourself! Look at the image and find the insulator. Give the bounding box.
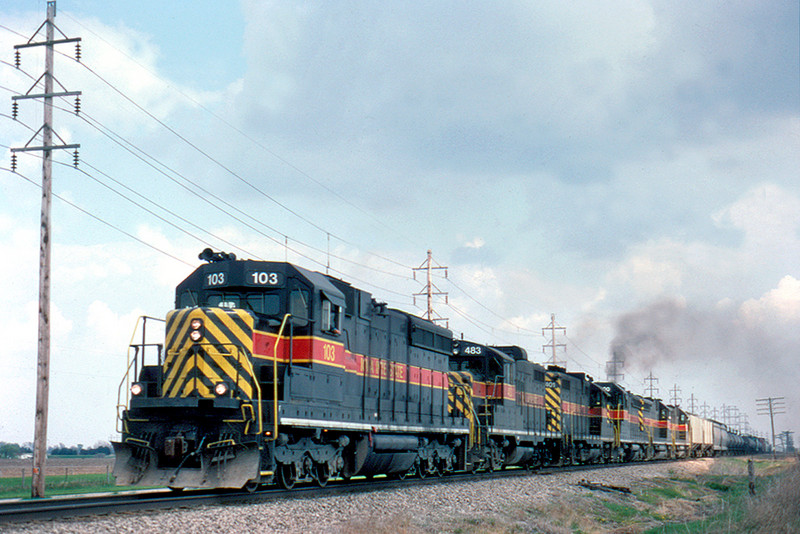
[73,149,79,167]
[75,42,81,62]
[12,101,18,120]
[74,96,81,115]
[14,49,20,68]
[11,153,17,172]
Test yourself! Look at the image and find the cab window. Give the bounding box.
[321,299,342,334]
[289,288,309,320]
[178,290,198,308]
[245,293,280,315]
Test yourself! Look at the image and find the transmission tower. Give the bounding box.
[10,0,81,499]
[687,393,698,414]
[669,384,682,407]
[413,250,448,327]
[542,313,566,366]
[643,371,659,398]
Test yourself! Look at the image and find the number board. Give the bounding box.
[245,270,284,287]
[204,271,229,288]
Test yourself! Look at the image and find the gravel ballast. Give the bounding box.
[5,459,716,533]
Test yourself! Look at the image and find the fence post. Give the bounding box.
[21,468,25,489]
[106,464,110,485]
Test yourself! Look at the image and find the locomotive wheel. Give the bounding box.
[417,460,427,479]
[277,463,297,490]
[435,458,447,477]
[243,480,259,493]
[314,462,330,487]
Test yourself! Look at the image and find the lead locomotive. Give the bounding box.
[113,250,768,490]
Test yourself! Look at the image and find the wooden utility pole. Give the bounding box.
[11,0,81,498]
[756,396,786,459]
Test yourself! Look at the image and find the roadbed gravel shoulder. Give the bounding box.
[5,459,715,533]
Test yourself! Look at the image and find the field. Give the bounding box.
[0,456,114,478]
[0,456,117,499]
[443,455,800,533]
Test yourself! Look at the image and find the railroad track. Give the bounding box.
[0,458,701,525]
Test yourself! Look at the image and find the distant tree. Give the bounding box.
[82,441,112,456]
[0,442,23,458]
[49,444,78,456]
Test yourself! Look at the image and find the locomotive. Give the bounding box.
[113,250,768,490]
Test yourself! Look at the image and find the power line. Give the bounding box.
[58,11,424,256]
[4,165,193,267]
[3,21,554,342]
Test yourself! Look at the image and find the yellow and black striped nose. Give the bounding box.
[638,401,645,432]
[447,371,475,420]
[163,308,256,399]
[545,373,562,433]
[448,371,478,446]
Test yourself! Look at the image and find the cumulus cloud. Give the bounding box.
[739,276,800,327]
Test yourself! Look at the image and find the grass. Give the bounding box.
[647,459,800,533]
[438,456,800,534]
[0,473,140,499]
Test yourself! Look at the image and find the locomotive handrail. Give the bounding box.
[270,313,292,441]
[115,315,165,433]
[237,344,263,435]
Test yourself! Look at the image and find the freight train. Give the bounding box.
[113,250,769,490]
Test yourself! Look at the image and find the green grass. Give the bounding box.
[600,500,644,521]
[0,473,135,499]
[645,461,800,534]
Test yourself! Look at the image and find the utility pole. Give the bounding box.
[10,0,81,498]
[756,396,786,459]
[413,250,448,327]
[542,314,566,366]
[669,384,682,407]
[643,371,659,398]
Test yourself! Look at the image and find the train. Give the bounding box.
[113,250,769,490]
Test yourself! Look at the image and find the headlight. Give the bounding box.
[189,318,203,342]
[131,383,143,396]
[214,382,228,396]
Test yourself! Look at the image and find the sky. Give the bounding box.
[0,1,797,448]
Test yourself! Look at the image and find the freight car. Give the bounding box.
[113,251,768,490]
